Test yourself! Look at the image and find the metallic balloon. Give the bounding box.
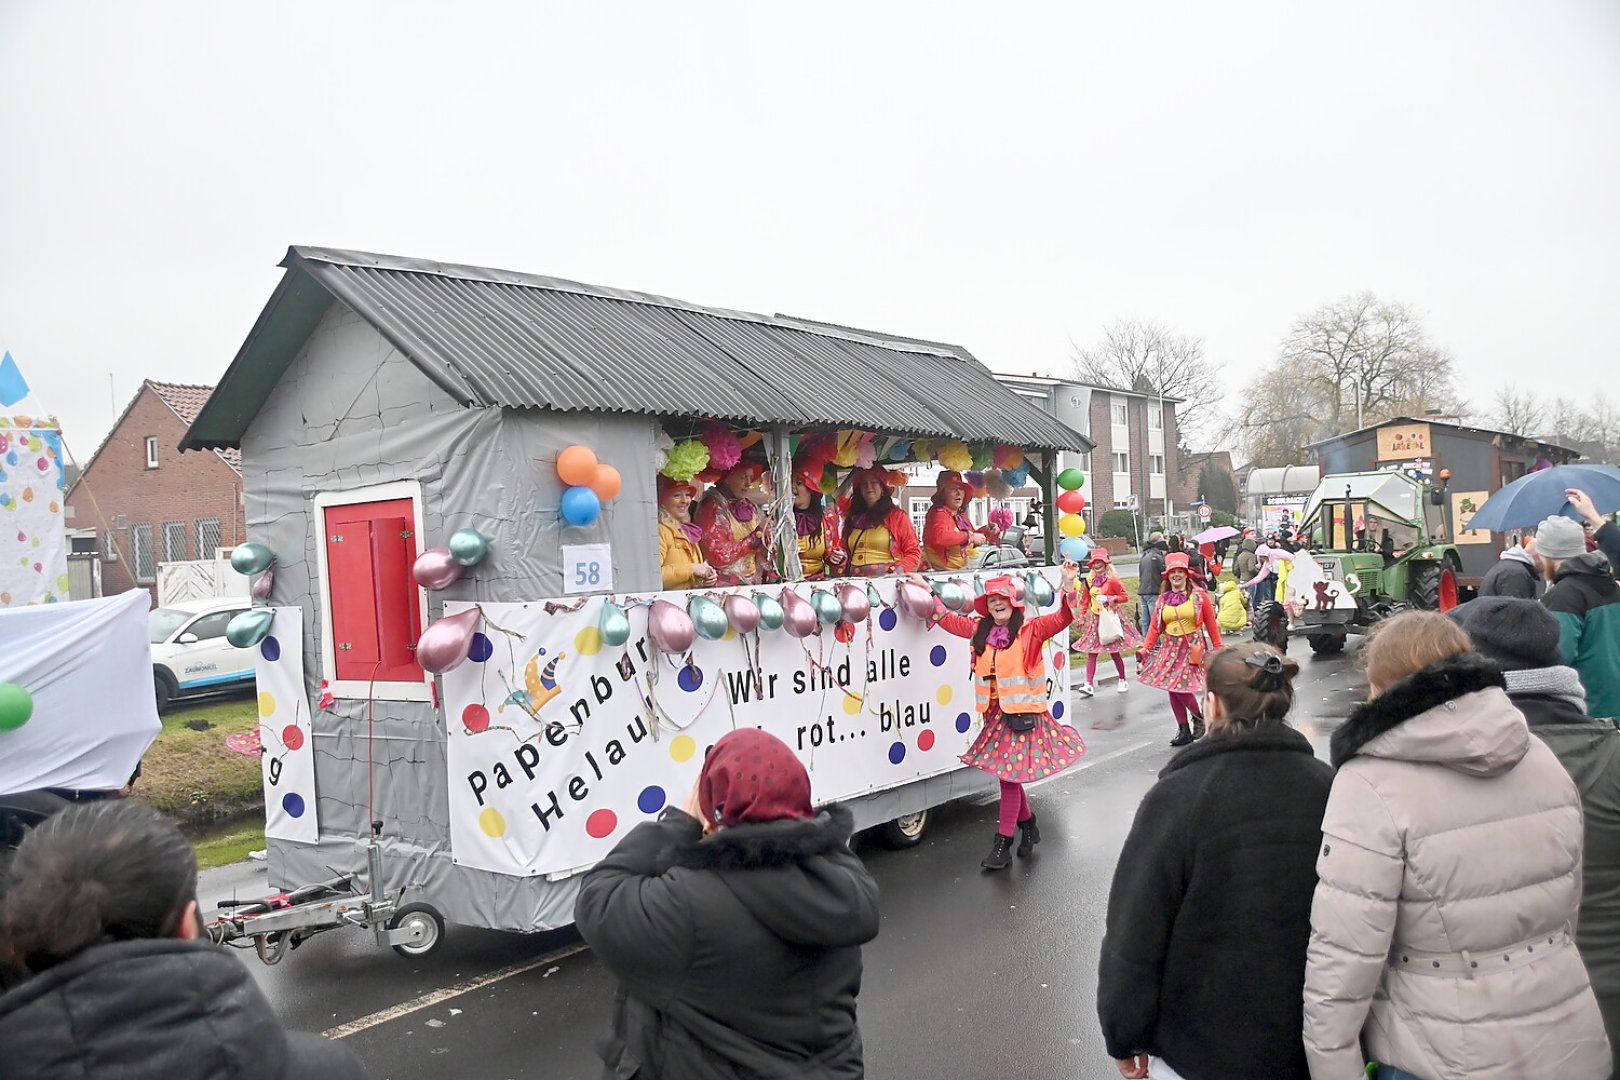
[896,581,937,620]
[972,575,986,596]
[448,528,491,567]
[724,594,761,635]
[0,683,34,732]
[249,566,274,600]
[837,583,870,623]
[689,595,730,641]
[648,599,696,654]
[779,588,819,638]
[599,601,632,647]
[1026,572,1056,609]
[225,608,276,649]
[412,547,465,591]
[417,608,482,674]
[230,542,275,576]
[752,591,785,631]
[810,589,843,626]
[935,580,968,611]
[866,583,884,610]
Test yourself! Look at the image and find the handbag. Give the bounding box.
[1187,635,1207,668]
[1003,711,1038,733]
[1096,605,1124,647]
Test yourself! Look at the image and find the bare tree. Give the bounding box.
[1237,369,1338,468]
[1070,318,1223,442]
[1545,396,1582,442]
[1489,386,1545,436]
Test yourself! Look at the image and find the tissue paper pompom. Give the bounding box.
[937,441,973,472]
[964,470,985,489]
[989,506,1015,529]
[661,440,710,482]
[701,421,742,471]
[887,439,911,462]
[831,430,864,468]
[986,471,1013,499]
[971,445,994,470]
[1002,462,1031,487]
[911,439,932,461]
[993,445,1024,470]
[886,469,908,488]
[855,433,877,469]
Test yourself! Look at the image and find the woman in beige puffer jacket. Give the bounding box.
[1304,612,1610,1080]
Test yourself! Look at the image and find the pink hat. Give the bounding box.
[973,576,1025,617]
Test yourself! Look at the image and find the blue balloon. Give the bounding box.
[1059,537,1092,562]
[560,485,601,526]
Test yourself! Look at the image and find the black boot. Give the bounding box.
[1191,714,1207,740]
[1169,724,1194,747]
[1017,814,1041,857]
[981,833,1014,871]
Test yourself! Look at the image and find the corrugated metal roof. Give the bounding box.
[181,247,1091,453]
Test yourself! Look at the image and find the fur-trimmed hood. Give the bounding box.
[1331,652,1527,773]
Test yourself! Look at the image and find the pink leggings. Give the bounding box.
[1085,653,1128,683]
[1167,691,1202,725]
[998,779,1032,837]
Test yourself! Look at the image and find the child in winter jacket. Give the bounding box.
[1217,580,1248,633]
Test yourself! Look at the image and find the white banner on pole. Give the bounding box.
[255,608,318,843]
[0,419,70,607]
[441,573,1070,877]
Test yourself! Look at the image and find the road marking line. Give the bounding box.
[323,941,589,1040]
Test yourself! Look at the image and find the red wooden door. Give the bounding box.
[324,499,423,683]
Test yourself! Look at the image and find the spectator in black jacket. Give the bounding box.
[1138,532,1170,636]
[576,728,879,1080]
[1480,533,1540,599]
[1098,644,1332,1080]
[0,801,366,1080]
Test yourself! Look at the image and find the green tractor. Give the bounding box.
[1253,470,1464,655]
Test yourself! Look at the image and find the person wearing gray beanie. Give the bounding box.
[1537,514,1620,723]
[1451,596,1620,1073]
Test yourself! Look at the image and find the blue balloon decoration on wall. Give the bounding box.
[561,486,602,526]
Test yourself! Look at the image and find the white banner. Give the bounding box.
[441,573,1069,877]
[0,590,160,794]
[255,608,318,842]
[0,419,70,607]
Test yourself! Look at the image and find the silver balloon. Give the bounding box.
[648,599,696,654]
[1026,572,1055,609]
[896,581,937,620]
[689,595,730,641]
[230,542,275,576]
[599,601,631,647]
[448,528,491,567]
[936,580,968,611]
[412,547,465,591]
[753,591,785,631]
[837,583,870,623]
[417,608,482,674]
[249,566,274,600]
[780,589,819,638]
[724,594,761,635]
[810,589,842,626]
[225,608,275,649]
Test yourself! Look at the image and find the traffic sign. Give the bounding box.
[1198,505,1212,522]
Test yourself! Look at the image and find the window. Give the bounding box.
[195,518,222,557]
[316,488,425,691]
[185,610,237,641]
[1150,454,1165,476]
[162,521,187,563]
[130,524,155,583]
[1112,452,1130,473]
[1149,408,1163,431]
[908,498,931,536]
[144,437,159,469]
[1111,402,1128,426]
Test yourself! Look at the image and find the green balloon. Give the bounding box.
[1057,468,1085,491]
[753,592,785,631]
[230,542,276,576]
[0,682,33,732]
[689,596,730,641]
[448,528,491,567]
[811,590,842,626]
[226,608,276,649]
[599,601,631,647]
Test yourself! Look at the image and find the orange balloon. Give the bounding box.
[557,445,599,487]
[590,463,622,501]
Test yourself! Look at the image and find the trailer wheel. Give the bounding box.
[875,810,929,849]
[1306,634,1345,655]
[389,903,445,958]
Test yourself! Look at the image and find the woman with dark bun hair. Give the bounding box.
[1099,644,1332,1080]
[0,801,367,1080]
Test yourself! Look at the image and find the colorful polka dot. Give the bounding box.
[833,621,855,643]
[281,792,306,818]
[1052,700,1066,721]
[257,692,276,717]
[260,636,281,662]
[469,632,494,662]
[929,645,947,667]
[935,684,953,706]
[585,808,618,839]
[888,741,906,765]
[918,729,936,751]
[574,626,604,657]
[463,704,490,733]
[637,786,667,814]
[669,734,697,762]
[281,725,304,751]
[479,807,507,838]
[677,665,704,692]
[879,609,898,631]
[842,693,863,716]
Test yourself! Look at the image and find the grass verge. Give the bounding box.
[132,693,265,844]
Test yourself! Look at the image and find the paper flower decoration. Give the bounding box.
[985,471,1013,499]
[993,445,1023,470]
[937,441,973,472]
[1002,462,1031,487]
[971,444,994,470]
[911,439,932,461]
[661,440,710,483]
[652,428,675,472]
[701,420,742,471]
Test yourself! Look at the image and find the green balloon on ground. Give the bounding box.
[1057,468,1085,491]
[0,682,33,731]
[230,542,276,576]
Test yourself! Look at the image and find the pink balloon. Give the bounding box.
[896,581,937,620]
[417,608,481,674]
[837,583,870,623]
[648,599,696,654]
[413,547,465,591]
[250,566,274,600]
[780,588,819,638]
[724,594,761,635]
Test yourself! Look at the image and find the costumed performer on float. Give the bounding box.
[922,470,986,571]
[1073,550,1143,697]
[793,470,846,580]
[907,562,1086,871]
[697,461,770,587]
[842,466,921,577]
[1139,552,1223,747]
[658,476,717,589]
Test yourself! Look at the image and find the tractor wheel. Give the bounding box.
[1252,601,1288,650]
[1307,634,1345,655]
[1410,563,1442,611]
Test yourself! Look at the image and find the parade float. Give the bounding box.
[181,247,1093,959]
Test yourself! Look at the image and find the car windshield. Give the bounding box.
[149,608,194,643]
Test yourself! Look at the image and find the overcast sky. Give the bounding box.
[2,1,1617,460]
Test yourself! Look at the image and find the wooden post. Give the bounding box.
[1027,452,1058,564]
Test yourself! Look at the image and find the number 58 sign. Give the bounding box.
[561,543,614,594]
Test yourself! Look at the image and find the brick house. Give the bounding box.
[64,381,246,603]
[1173,450,1241,515]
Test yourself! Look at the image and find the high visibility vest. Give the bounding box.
[972,633,1049,714]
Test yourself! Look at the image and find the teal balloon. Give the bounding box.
[689,595,729,641]
[935,581,968,611]
[0,683,33,732]
[1025,573,1056,609]
[753,592,785,631]
[1057,468,1085,491]
[811,589,842,626]
[599,601,631,647]
[448,528,491,567]
[230,542,275,576]
[866,583,884,609]
[226,608,276,649]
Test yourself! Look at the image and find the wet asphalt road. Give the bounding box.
[202,640,1366,1080]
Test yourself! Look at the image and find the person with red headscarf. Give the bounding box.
[697,461,769,586]
[658,475,716,589]
[842,466,921,577]
[908,561,1084,870]
[922,470,986,571]
[575,728,879,1079]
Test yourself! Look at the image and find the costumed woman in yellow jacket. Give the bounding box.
[657,475,716,589]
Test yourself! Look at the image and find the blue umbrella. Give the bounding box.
[1463,464,1620,533]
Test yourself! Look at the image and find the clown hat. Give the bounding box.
[851,465,892,488]
[1087,549,1113,567]
[935,470,969,492]
[973,575,1025,617]
[657,474,698,499]
[1164,552,1192,573]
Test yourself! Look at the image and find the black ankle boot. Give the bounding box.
[1191,714,1207,740]
[981,833,1014,871]
[1169,724,1194,747]
[1017,814,1041,857]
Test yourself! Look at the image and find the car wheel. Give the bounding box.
[154,669,177,714]
[874,810,930,849]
